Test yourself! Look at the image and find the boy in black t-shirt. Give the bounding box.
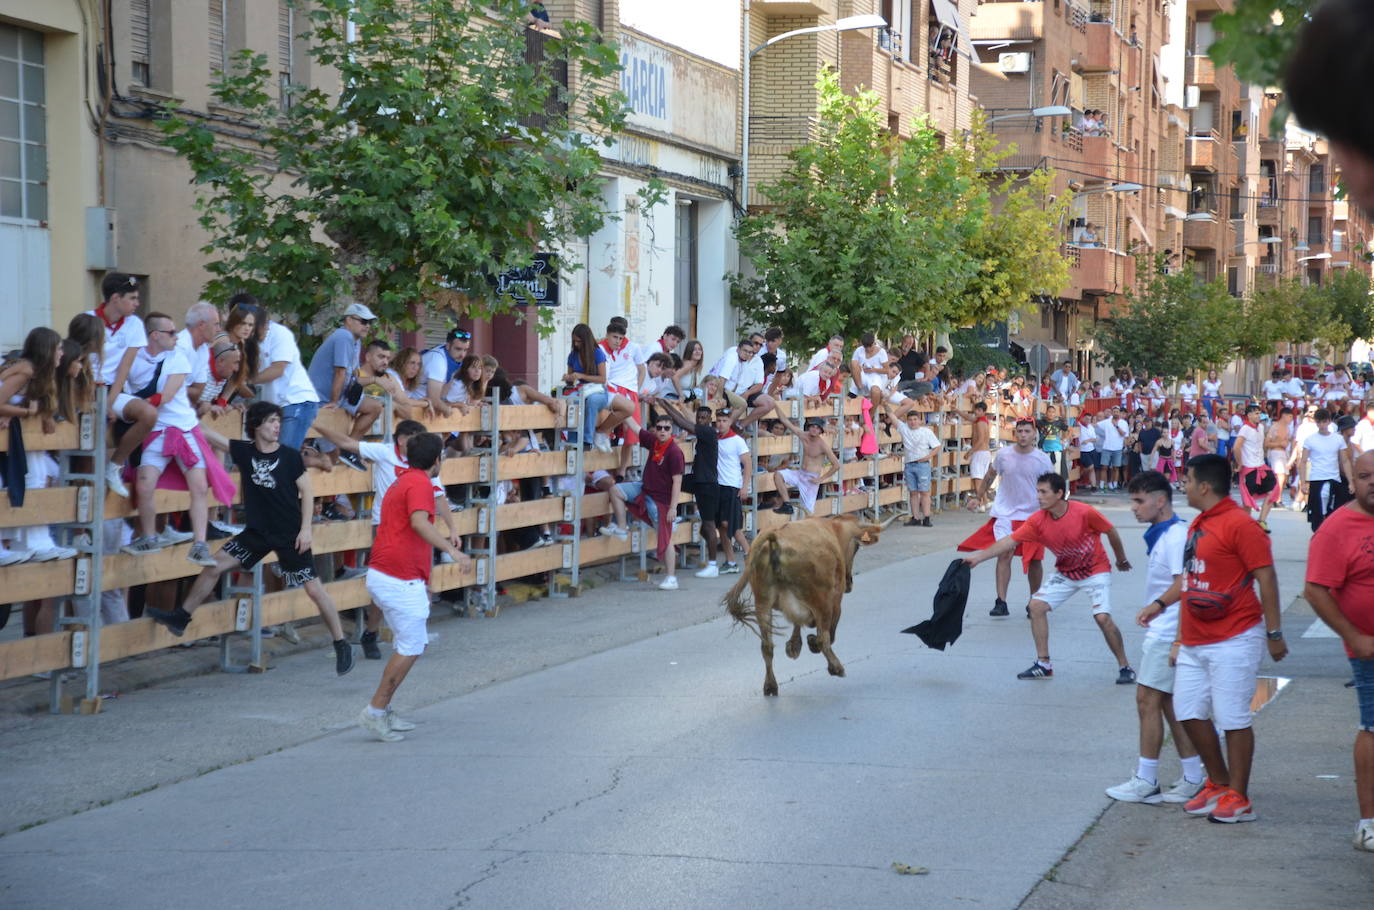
[662,400,723,577]
[145,402,354,676]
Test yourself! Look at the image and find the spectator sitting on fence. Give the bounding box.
[120,311,233,566]
[216,301,261,407]
[421,327,472,419]
[769,407,842,517]
[391,346,431,415]
[563,322,631,453]
[808,333,846,371]
[767,366,796,401]
[442,354,489,455]
[710,336,775,430]
[310,303,380,470]
[174,301,220,413]
[197,340,243,419]
[144,400,356,678]
[795,356,842,408]
[675,338,706,400]
[89,273,157,499]
[251,300,324,454]
[0,327,71,566]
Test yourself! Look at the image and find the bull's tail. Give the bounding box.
[723,532,780,639]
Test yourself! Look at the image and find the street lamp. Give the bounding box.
[984,105,1073,126]
[740,10,887,210]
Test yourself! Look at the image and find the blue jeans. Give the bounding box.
[581,390,609,444]
[1352,657,1374,732]
[279,401,320,450]
[614,481,659,525]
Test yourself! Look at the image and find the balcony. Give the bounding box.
[1081,21,1115,71]
[757,0,835,16]
[970,1,1045,40]
[1184,216,1224,252]
[1187,135,1219,171]
[1257,200,1279,226]
[1069,244,1130,295]
[1076,134,1114,180]
[1186,55,1217,91]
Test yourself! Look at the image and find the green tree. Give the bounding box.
[159,0,636,331]
[1092,257,1240,380]
[1235,279,1301,362]
[1320,267,1373,349]
[729,70,986,352]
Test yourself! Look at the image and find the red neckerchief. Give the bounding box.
[658,337,673,352]
[650,437,672,464]
[599,337,628,356]
[1244,419,1260,430]
[719,427,738,440]
[975,415,989,424]
[391,444,410,478]
[96,303,125,333]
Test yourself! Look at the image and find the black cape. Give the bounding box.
[901,559,970,651]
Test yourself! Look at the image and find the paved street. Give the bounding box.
[0,502,1368,909]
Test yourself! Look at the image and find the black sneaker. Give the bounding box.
[1116,666,1137,685]
[921,517,932,527]
[903,517,921,526]
[989,598,1010,617]
[206,523,231,540]
[146,606,191,637]
[360,631,382,660]
[339,451,367,472]
[334,639,355,676]
[1017,661,1053,680]
[773,502,794,515]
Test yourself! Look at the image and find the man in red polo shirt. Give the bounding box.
[1167,454,1286,823]
[357,432,470,742]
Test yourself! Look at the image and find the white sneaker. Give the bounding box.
[30,546,78,562]
[1355,820,1374,853]
[209,519,244,535]
[384,707,416,732]
[358,707,403,742]
[1159,776,1204,804]
[598,525,629,540]
[657,575,679,590]
[0,549,33,566]
[593,432,612,453]
[157,525,195,546]
[1105,776,1163,804]
[694,564,719,578]
[105,463,130,498]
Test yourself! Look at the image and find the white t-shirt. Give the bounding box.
[1352,417,1374,454]
[1077,421,1096,453]
[1262,380,1284,400]
[709,350,765,395]
[898,423,940,463]
[1283,377,1306,400]
[715,434,751,489]
[1178,382,1198,400]
[989,447,1054,521]
[1201,379,1221,397]
[152,347,198,432]
[808,347,836,370]
[1098,417,1125,451]
[357,441,445,525]
[259,321,319,406]
[1235,423,1265,468]
[602,340,639,391]
[1303,430,1346,481]
[124,346,167,395]
[86,310,148,386]
[851,345,889,389]
[174,328,211,386]
[796,370,826,398]
[1143,520,1186,642]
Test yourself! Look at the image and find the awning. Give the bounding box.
[1128,212,1154,248]
[931,0,975,58]
[1009,336,1071,360]
[1164,204,1187,219]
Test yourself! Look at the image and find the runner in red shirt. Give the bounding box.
[964,472,1133,682]
[357,432,470,742]
[1171,454,1286,824]
[1304,449,1374,850]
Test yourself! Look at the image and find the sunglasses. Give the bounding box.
[448,330,472,341]
[654,424,673,431]
[716,410,733,418]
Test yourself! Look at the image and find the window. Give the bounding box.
[1309,163,1326,196]
[210,0,227,76]
[130,0,152,86]
[278,0,294,108]
[0,24,46,224]
[673,201,698,339]
[1308,215,1324,246]
[1227,267,1240,298]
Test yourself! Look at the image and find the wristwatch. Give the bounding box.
[1266,629,1284,641]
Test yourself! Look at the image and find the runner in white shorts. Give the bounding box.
[1106,470,1203,805]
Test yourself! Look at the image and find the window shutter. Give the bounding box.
[278,1,294,105]
[129,0,151,84]
[209,0,226,75]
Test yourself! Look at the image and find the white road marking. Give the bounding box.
[1301,619,1340,639]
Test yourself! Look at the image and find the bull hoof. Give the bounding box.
[785,639,802,659]
[763,682,779,696]
[828,664,845,677]
[806,634,821,654]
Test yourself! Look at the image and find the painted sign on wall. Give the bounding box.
[620,35,673,133]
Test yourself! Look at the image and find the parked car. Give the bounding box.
[1348,361,1373,379]
[1277,354,1330,381]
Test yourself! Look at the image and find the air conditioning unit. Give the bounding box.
[999,53,1031,74]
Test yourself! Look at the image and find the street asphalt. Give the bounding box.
[0,498,1368,909]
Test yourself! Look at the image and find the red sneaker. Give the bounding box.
[1207,790,1257,824]
[1183,779,1229,816]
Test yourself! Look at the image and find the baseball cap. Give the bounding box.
[343,303,377,321]
[1337,415,1357,432]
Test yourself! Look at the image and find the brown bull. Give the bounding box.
[723,514,882,696]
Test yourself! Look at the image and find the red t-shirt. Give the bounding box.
[1181,497,1273,646]
[1305,504,1374,657]
[368,468,437,582]
[1011,500,1113,580]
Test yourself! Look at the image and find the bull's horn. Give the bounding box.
[878,512,901,530]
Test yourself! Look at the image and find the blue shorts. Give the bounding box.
[904,460,931,492]
[1352,658,1374,732]
[1080,450,1100,468]
[614,480,660,526]
[1099,449,1123,468]
[279,400,321,450]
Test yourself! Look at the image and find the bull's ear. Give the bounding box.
[859,526,881,544]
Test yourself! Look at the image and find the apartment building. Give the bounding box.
[744,0,980,208]
[970,0,1176,377]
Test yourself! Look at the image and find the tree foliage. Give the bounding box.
[1092,257,1239,380]
[159,0,636,331]
[1209,0,1314,131]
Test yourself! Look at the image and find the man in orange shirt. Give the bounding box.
[1154,454,1286,824]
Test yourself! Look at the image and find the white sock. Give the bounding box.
[1037,658,1053,670]
[1362,817,1374,825]
[708,560,717,566]
[366,705,386,718]
[1180,755,1204,784]
[1136,757,1159,786]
